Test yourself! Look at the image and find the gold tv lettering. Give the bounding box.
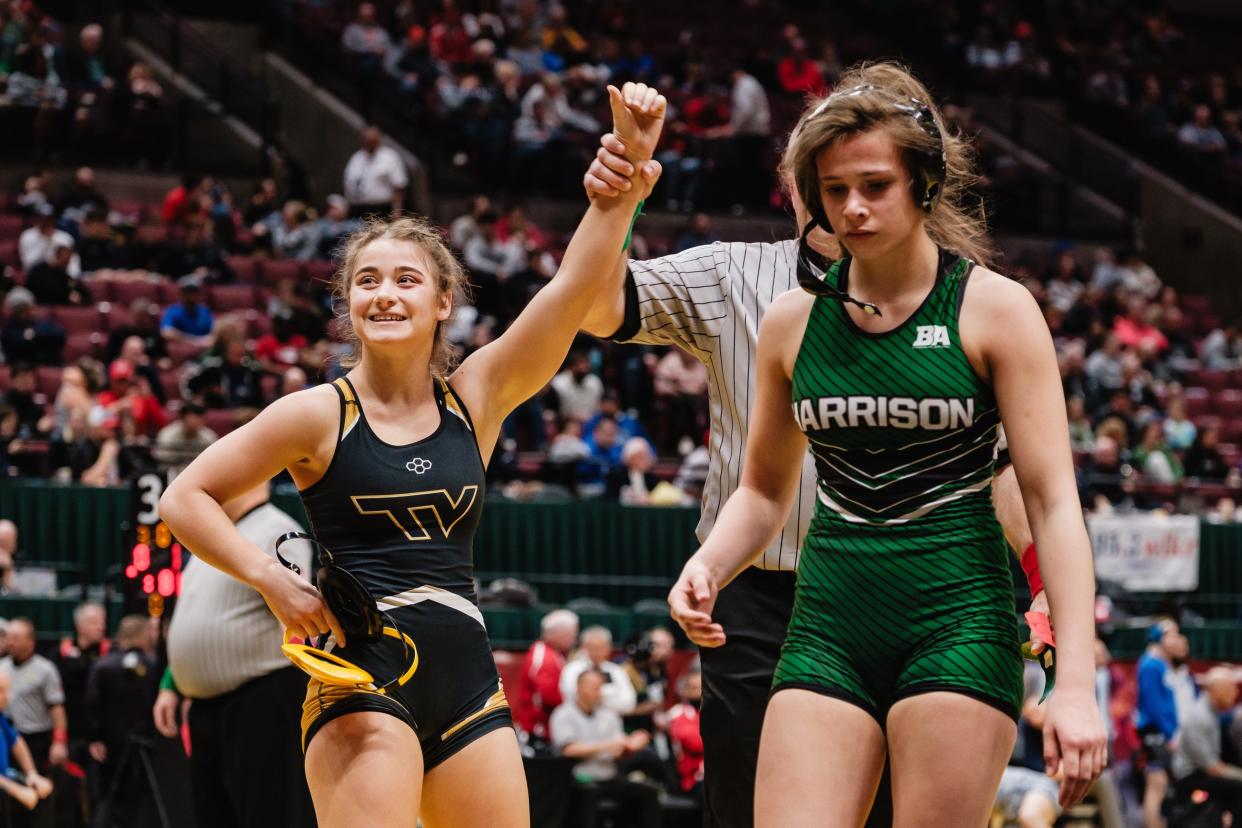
[351,487,479,541]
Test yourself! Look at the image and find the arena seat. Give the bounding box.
[63,332,104,362]
[165,339,205,367]
[159,368,183,400]
[203,409,238,436]
[50,306,103,334]
[35,366,62,397]
[226,255,258,284]
[0,214,24,240]
[207,284,258,313]
[258,259,300,286]
[0,239,18,268]
[302,259,337,284]
[108,280,163,306]
[1216,390,1242,418]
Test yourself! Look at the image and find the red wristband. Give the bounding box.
[1021,543,1044,597]
[52,729,68,745]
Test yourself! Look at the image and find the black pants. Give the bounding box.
[12,731,53,828]
[186,667,315,828]
[699,567,894,828]
[1177,771,1242,817]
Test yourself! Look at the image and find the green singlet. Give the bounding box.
[774,249,1023,723]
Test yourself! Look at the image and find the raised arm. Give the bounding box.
[667,290,811,646]
[452,83,665,445]
[965,271,1106,807]
[158,388,346,646]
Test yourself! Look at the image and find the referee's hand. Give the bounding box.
[668,558,726,648]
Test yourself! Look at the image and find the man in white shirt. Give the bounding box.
[343,127,409,218]
[549,352,604,422]
[18,204,80,278]
[559,626,636,715]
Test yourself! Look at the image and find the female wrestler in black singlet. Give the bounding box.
[160,83,666,828]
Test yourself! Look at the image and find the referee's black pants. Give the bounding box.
[698,567,893,828]
[186,667,315,828]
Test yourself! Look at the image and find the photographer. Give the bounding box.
[620,627,674,731]
[85,616,159,828]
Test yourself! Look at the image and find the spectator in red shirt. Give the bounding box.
[665,669,704,796]
[97,359,167,437]
[1113,297,1168,353]
[514,608,579,743]
[254,311,309,375]
[161,174,212,225]
[777,39,827,96]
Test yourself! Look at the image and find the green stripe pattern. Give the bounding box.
[775,254,1023,718]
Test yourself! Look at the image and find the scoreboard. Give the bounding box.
[128,472,185,617]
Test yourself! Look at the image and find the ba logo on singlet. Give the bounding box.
[913,325,950,349]
[793,396,974,431]
[351,486,479,541]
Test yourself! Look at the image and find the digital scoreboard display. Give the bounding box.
[128,472,185,617]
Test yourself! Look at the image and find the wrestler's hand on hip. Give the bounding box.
[668,557,725,648]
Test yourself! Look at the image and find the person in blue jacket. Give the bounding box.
[1135,618,1180,828]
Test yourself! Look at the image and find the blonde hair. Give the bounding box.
[782,61,995,268]
[333,216,471,377]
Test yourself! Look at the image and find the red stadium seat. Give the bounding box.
[1219,443,1240,467]
[1181,294,1213,316]
[226,256,259,284]
[258,259,300,287]
[1196,415,1223,434]
[207,285,258,313]
[35,366,63,397]
[243,309,272,338]
[1183,388,1212,419]
[301,260,337,285]
[1215,390,1242,418]
[101,303,133,331]
[159,369,183,400]
[109,280,163,307]
[50,306,103,334]
[0,365,10,392]
[63,332,104,362]
[166,339,206,367]
[1223,418,1242,444]
[0,239,18,268]
[156,280,181,307]
[203,409,238,437]
[0,214,24,240]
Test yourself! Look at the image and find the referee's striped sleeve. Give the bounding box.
[612,243,728,361]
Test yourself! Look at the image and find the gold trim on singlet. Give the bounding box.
[333,378,361,439]
[440,685,510,741]
[438,378,472,432]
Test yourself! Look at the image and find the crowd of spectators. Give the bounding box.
[0,566,162,825]
[511,609,702,825]
[881,0,1242,210]
[1,150,1241,517]
[0,8,170,164]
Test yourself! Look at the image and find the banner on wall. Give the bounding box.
[1088,513,1200,592]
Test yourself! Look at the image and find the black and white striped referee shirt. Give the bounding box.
[166,503,312,698]
[614,239,816,571]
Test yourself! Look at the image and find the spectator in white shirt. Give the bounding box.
[18,204,81,278]
[559,626,637,716]
[341,2,393,73]
[521,72,600,135]
[342,127,409,218]
[550,352,604,421]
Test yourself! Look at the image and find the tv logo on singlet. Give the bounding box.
[406,457,433,474]
[913,325,950,349]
